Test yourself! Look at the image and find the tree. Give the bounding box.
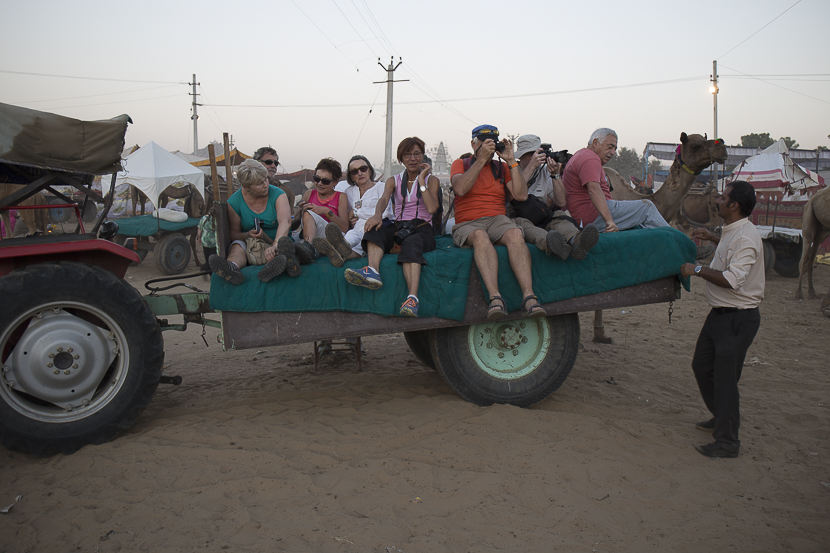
[779,136,799,149]
[604,147,642,180]
[741,133,774,148]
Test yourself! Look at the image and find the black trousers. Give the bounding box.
[362,219,435,265]
[691,307,761,448]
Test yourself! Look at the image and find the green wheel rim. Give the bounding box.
[467,317,550,380]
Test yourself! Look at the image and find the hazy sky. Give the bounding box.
[2,0,828,172]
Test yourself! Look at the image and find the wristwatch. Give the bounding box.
[694,265,703,275]
[420,184,427,192]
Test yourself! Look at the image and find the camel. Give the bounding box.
[0,183,48,238]
[794,187,830,308]
[591,132,728,343]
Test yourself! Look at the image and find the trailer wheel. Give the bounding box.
[773,241,801,278]
[762,240,776,276]
[47,198,72,224]
[429,314,580,407]
[156,233,191,275]
[404,330,436,371]
[0,263,163,456]
[81,202,98,223]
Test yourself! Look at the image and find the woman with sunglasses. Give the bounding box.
[313,155,393,264]
[209,159,292,284]
[344,137,440,318]
[287,158,350,270]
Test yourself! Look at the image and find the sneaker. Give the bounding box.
[312,236,344,268]
[325,222,354,259]
[258,255,287,282]
[696,243,716,260]
[294,240,317,265]
[344,266,383,290]
[400,295,419,317]
[277,236,302,277]
[694,441,739,458]
[209,255,244,285]
[695,418,715,432]
[545,229,571,260]
[571,224,600,260]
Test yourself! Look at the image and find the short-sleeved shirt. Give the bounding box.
[562,148,611,226]
[706,217,765,309]
[227,185,284,241]
[308,190,342,223]
[450,158,512,223]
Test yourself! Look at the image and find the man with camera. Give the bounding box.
[450,124,546,319]
[562,128,669,232]
[511,134,599,260]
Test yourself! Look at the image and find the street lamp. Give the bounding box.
[710,61,719,188]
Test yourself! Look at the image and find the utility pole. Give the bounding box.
[709,61,719,189]
[190,73,201,155]
[374,58,407,176]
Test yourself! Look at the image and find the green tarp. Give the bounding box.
[114,214,199,237]
[209,227,695,321]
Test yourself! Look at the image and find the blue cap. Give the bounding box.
[472,124,499,139]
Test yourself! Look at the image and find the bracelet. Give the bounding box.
[509,162,519,169]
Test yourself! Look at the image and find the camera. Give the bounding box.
[476,135,505,153]
[394,221,418,245]
[254,217,261,233]
[494,141,506,153]
[540,144,572,165]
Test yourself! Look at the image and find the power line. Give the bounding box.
[717,0,802,60]
[8,84,182,105]
[719,63,830,105]
[0,68,182,84]
[45,93,185,110]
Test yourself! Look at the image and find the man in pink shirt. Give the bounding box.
[563,128,669,232]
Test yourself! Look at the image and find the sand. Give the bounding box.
[1,251,829,553]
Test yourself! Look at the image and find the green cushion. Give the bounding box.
[114,214,199,237]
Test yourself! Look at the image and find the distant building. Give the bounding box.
[426,142,451,174]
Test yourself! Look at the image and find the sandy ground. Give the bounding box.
[1,248,829,553]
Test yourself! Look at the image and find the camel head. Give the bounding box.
[678,132,728,174]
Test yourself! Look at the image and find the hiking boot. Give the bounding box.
[696,243,716,260]
[400,295,419,317]
[257,254,287,282]
[545,229,571,260]
[312,236,344,268]
[694,441,739,458]
[325,222,354,259]
[571,224,600,260]
[695,418,715,432]
[209,255,244,285]
[277,236,302,277]
[294,240,317,264]
[345,266,383,290]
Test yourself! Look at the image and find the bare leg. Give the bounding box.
[402,262,421,297]
[366,241,384,271]
[496,227,535,299]
[467,230,501,298]
[227,243,248,270]
[302,212,318,240]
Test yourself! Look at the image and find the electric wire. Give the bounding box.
[8,84,182,106]
[349,86,383,158]
[717,0,802,60]
[719,64,830,106]
[0,68,182,84]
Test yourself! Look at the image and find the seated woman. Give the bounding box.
[209,159,292,284]
[284,158,350,272]
[344,137,441,317]
[312,155,393,265]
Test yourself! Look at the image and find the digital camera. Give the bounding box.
[394,221,419,245]
[540,144,572,164]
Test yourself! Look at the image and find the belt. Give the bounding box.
[711,306,758,314]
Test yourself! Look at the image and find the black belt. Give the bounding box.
[711,306,758,314]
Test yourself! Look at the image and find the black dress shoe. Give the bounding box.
[694,442,739,458]
[695,419,715,431]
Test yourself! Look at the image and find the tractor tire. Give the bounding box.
[773,241,801,278]
[428,313,580,407]
[0,262,164,456]
[81,202,98,223]
[404,330,436,371]
[155,233,191,275]
[762,240,775,276]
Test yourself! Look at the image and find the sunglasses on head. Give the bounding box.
[313,175,333,185]
[259,159,278,166]
[349,165,370,176]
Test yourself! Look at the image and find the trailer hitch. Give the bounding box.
[159,374,183,386]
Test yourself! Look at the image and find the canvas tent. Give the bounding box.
[114,141,204,208]
[730,139,825,199]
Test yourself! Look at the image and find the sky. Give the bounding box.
[2,0,828,173]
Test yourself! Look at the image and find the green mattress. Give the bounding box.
[209,227,695,321]
[113,214,199,237]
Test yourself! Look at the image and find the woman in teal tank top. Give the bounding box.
[209,159,293,284]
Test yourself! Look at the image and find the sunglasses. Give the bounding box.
[259,159,278,166]
[349,165,370,176]
[474,133,499,142]
[313,175,333,185]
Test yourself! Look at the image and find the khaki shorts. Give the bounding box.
[451,214,523,248]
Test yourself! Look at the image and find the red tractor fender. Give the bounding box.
[0,236,139,278]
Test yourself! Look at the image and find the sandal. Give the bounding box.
[487,295,507,320]
[521,295,547,318]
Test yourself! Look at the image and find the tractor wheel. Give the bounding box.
[0,263,163,456]
[155,233,191,275]
[404,330,436,371]
[429,314,580,407]
[762,240,776,276]
[773,241,801,278]
[81,202,98,223]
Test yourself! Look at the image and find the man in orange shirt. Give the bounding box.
[450,124,545,319]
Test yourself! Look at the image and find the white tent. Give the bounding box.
[114,141,205,208]
[731,139,825,199]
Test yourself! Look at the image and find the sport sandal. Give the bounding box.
[521,295,546,318]
[487,295,507,320]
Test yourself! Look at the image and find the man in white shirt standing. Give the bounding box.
[680,181,764,458]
